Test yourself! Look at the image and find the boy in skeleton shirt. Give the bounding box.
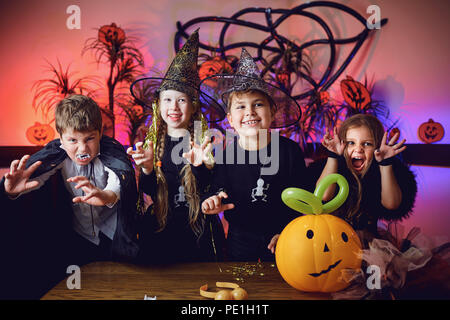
[200,48,312,261]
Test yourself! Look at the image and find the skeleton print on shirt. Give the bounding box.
[174,185,189,208]
[251,178,269,202]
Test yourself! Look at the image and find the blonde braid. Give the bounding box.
[152,97,207,237]
[182,106,205,239]
[154,118,169,232]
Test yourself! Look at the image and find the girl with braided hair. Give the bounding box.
[128,30,226,263]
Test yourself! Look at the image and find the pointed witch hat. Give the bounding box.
[130,29,226,123]
[199,48,302,128]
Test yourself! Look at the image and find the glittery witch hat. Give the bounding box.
[199,48,302,128]
[131,30,221,215]
[130,29,226,124]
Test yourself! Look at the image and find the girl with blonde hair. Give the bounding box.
[129,30,226,263]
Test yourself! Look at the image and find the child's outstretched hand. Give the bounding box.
[127,141,154,175]
[202,191,235,215]
[182,136,214,169]
[3,155,41,196]
[267,234,280,254]
[67,176,117,206]
[322,127,345,155]
[374,131,406,162]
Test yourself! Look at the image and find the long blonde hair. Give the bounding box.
[152,98,205,238]
[338,114,385,219]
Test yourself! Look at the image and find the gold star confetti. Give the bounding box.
[223,260,267,283]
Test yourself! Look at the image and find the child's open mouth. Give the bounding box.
[351,157,365,172]
[76,154,91,162]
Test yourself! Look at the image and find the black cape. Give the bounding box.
[136,135,225,264]
[0,136,139,299]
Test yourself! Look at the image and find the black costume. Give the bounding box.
[0,136,139,299]
[309,155,417,247]
[136,135,225,264]
[307,157,450,300]
[203,135,311,261]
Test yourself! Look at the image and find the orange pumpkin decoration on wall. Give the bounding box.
[276,71,290,88]
[418,119,444,144]
[131,105,144,118]
[98,23,125,45]
[319,91,330,105]
[388,127,400,140]
[340,75,371,110]
[276,174,362,293]
[199,57,233,88]
[26,122,55,146]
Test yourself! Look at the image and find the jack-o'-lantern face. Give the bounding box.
[389,127,400,141]
[319,91,330,105]
[132,105,144,118]
[26,122,55,146]
[340,75,371,110]
[98,23,125,45]
[418,119,444,144]
[276,214,362,292]
[276,71,290,88]
[199,57,233,87]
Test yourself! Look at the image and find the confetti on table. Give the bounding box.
[224,261,269,283]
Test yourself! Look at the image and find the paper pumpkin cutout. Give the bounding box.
[418,119,444,144]
[276,71,290,88]
[388,127,400,140]
[198,57,233,88]
[98,23,125,45]
[26,122,55,146]
[319,91,330,105]
[340,75,371,110]
[131,104,144,117]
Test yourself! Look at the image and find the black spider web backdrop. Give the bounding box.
[173,2,388,147]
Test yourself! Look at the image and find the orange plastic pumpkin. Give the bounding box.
[98,23,125,45]
[276,174,362,292]
[276,214,362,292]
[418,119,444,144]
[26,122,55,146]
[340,75,371,110]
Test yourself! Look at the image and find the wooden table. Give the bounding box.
[41,261,331,300]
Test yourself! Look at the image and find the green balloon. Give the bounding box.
[281,188,323,215]
[314,173,349,214]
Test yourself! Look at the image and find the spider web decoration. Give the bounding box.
[174,1,388,147]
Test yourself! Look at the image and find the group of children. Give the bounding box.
[0,30,417,298]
